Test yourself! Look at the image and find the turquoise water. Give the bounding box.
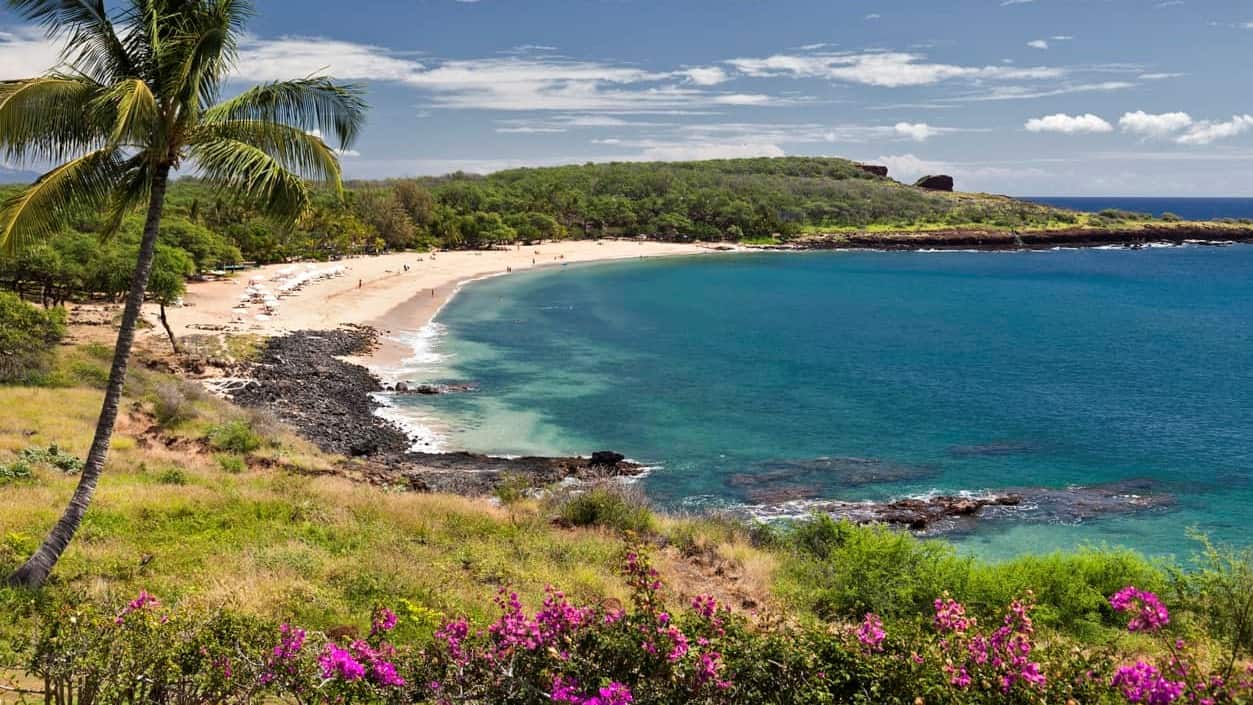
[390,247,1253,560]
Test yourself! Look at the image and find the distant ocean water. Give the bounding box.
[385,245,1253,561]
[1024,197,1253,221]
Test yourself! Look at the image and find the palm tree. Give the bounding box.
[0,0,366,588]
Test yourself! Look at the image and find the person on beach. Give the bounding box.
[358,279,362,289]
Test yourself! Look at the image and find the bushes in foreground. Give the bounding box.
[775,516,1168,635]
[14,544,1253,705]
[0,292,65,384]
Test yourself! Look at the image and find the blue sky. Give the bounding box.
[2,0,1252,195]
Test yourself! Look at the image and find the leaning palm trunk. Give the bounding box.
[1,0,365,588]
[9,166,169,588]
[158,302,179,354]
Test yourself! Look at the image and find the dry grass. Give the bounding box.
[0,346,642,635]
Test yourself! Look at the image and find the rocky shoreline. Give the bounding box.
[742,479,1175,534]
[228,326,644,495]
[781,224,1253,251]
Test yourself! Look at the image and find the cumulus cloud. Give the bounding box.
[680,66,729,85]
[1027,40,1049,49]
[894,122,938,141]
[1024,113,1114,134]
[1176,115,1253,145]
[873,153,948,183]
[1118,111,1193,139]
[1117,111,1253,144]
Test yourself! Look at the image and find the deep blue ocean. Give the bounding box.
[1025,197,1253,221]
[385,239,1253,561]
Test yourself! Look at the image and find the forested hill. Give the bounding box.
[0,156,1240,301]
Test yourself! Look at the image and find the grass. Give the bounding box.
[0,347,650,640]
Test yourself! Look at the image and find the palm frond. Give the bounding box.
[0,75,109,163]
[0,148,126,254]
[9,0,134,81]
[99,155,151,240]
[91,77,158,148]
[203,78,367,150]
[164,0,252,121]
[190,138,311,220]
[192,120,343,194]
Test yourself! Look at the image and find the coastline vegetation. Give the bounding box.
[5,157,1241,308]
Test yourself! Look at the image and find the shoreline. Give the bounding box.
[356,244,738,371]
[155,240,730,366]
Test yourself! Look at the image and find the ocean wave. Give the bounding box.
[370,392,447,452]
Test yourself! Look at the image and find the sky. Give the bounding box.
[2,0,1252,195]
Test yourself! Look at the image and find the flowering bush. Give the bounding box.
[1105,587,1253,705]
[18,575,1253,705]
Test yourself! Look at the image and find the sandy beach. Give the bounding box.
[144,240,721,364]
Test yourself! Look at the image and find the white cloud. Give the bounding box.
[712,93,772,105]
[1027,40,1049,49]
[230,37,780,112]
[726,51,1063,88]
[235,35,425,83]
[1024,113,1114,134]
[874,153,947,183]
[949,81,1134,102]
[1176,115,1253,145]
[894,122,938,141]
[1118,111,1193,139]
[636,142,786,161]
[0,27,64,80]
[681,66,729,85]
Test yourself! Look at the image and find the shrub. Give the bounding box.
[206,420,263,454]
[493,472,531,506]
[1160,211,1182,222]
[0,459,34,485]
[216,454,246,474]
[778,517,1167,634]
[1170,533,1253,667]
[152,381,199,427]
[156,467,187,485]
[0,292,66,384]
[18,444,84,474]
[555,484,655,534]
[245,408,285,443]
[28,595,274,705]
[13,560,1253,705]
[780,517,972,621]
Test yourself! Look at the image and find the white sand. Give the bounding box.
[143,240,724,362]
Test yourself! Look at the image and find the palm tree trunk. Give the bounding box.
[6,164,172,589]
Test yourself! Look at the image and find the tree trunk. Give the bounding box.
[158,302,178,354]
[7,163,172,589]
